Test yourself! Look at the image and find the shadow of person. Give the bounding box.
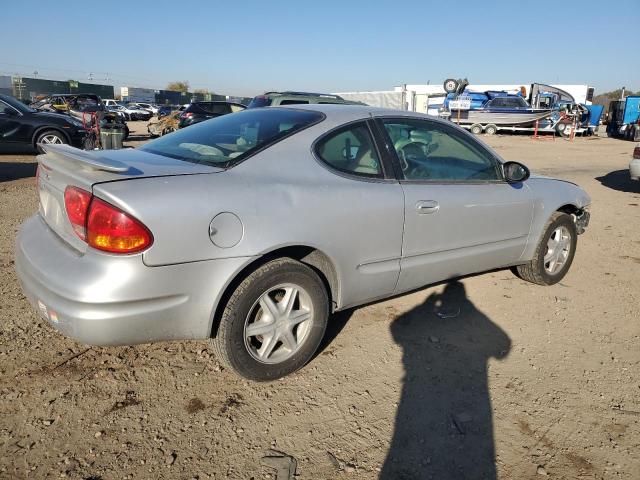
[381,281,511,480]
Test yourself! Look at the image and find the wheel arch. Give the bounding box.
[31,126,71,147]
[556,203,583,216]
[209,245,340,338]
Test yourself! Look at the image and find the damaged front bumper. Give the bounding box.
[574,208,590,235]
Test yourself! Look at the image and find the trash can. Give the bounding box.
[100,125,125,150]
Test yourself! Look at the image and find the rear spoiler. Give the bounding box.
[40,144,129,173]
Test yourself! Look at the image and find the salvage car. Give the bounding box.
[15,105,591,381]
[129,102,159,116]
[147,109,180,137]
[0,93,86,153]
[110,104,152,121]
[31,93,104,119]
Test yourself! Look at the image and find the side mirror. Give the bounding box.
[503,161,530,183]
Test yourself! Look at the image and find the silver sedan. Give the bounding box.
[15,105,591,380]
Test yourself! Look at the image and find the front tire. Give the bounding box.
[512,212,577,285]
[469,123,483,135]
[35,130,68,153]
[211,258,329,381]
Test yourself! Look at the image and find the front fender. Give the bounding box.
[521,177,591,261]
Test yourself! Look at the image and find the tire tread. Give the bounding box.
[210,257,328,381]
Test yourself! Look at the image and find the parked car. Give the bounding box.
[102,99,122,108]
[107,104,151,121]
[178,101,245,128]
[157,105,174,117]
[248,91,364,108]
[130,102,159,115]
[630,144,640,181]
[0,93,87,153]
[15,105,591,381]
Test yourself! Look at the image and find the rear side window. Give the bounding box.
[141,108,324,168]
[315,123,382,178]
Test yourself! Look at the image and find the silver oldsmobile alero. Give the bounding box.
[15,104,591,381]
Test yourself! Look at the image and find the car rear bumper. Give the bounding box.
[15,215,252,346]
[630,158,640,181]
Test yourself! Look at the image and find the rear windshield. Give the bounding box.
[247,96,272,108]
[140,108,323,168]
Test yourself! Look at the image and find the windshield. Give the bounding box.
[140,107,323,168]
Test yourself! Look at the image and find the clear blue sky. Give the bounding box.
[1,0,638,96]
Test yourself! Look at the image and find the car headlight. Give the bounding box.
[66,117,84,128]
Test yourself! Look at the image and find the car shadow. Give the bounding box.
[380,280,511,479]
[595,170,638,193]
[0,161,37,182]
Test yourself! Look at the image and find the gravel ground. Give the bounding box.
[1,123,639,480]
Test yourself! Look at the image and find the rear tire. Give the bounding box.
[512,212,577,285]
[484,124,497,135]
[35,130,68,153]
[556,121,573,138]
[211,258,329,381]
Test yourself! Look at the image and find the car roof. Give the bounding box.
[263,91,344,99]
[272,103,442,123]
[192,101,243,105]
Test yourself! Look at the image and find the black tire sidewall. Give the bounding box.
[535,214,577,284]
[443,78,459,93]
[221,261,328,381]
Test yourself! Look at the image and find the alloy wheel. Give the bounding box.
[544,226,572,274]
[39,134,63,145]
[243,283,313,364]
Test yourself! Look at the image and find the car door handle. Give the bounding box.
[416,200,439,214]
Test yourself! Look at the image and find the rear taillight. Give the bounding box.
[86,197,153,253]
[180,112,193,119]
[64,186,92,240]
[63,186,152,253]
[634,145,640,159]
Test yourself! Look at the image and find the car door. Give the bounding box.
[375,117,534,294]
[0,100,26,147]
[313,119,404,307]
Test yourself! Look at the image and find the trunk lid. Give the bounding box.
[37,144,222,251]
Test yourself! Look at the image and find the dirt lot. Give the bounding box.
[1,123,639,480]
